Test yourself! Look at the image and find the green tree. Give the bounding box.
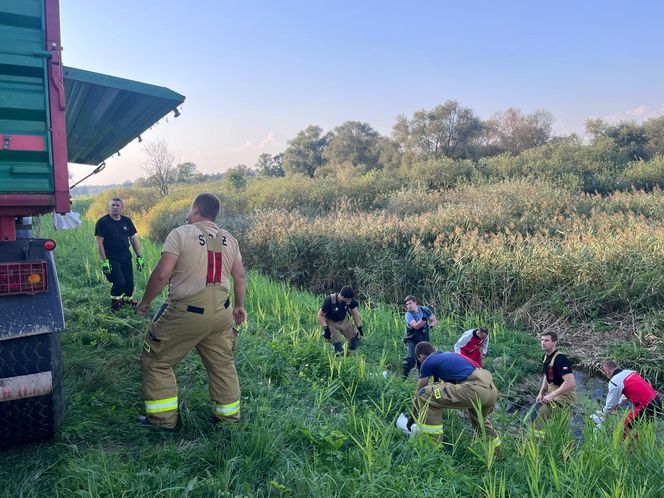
[255,153,285,177]
[395,101,483,160]
[486,108,554,153]
[586,119,649,162]
[643,115,664,158]
[231,163,256,177]
[324,121,381,171]
[175,162,198,183]
[281,125,331,177]
[377,137,403,170]
[224,166,248,190]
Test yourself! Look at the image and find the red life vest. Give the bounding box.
[460,332,487,366]
[622,371,658,407]
[454,352,481,369]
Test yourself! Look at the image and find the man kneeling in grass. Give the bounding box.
[407,341,501,452]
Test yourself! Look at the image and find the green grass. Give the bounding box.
[83,178,664,377]
[0,220,662,497]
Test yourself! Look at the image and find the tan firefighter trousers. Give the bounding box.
[532,384,576,434]
[413,368,499,442]
[140,286,239,428]
[328,318,357,344]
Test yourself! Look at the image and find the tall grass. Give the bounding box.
[0,220,661,497]
[81,175,664,376]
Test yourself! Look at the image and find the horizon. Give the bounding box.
[61,0,664,185]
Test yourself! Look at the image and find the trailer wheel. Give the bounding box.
[0,332,63,447]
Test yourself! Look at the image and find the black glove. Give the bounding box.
[323,326,331,341]
[357,325,364,337]
[406,416,415,431]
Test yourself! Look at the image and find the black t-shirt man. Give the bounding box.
[542,351,573,387]
[95,214,137,259]
[321,294,358,322]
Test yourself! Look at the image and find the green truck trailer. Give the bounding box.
[0,0,185,446]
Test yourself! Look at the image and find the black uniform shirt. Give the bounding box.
[321,295,358,322]
[94,214,137,258]
[542,351,573,387]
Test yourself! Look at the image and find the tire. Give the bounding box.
[0,332,63,448]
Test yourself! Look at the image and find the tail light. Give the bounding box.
[44,239,56,251]
[0,261,48,296]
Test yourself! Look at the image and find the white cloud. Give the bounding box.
[229,132,286,152]
[603,104,664,124]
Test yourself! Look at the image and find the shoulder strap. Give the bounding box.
[544,351,561,367]
[193,223,224,285]
[194,222,224,252]
[330,293,336,305]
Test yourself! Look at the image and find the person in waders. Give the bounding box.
[318,286,364,356]
[529,332,576,438]
[406,342,501,454]
[136,193,246,431]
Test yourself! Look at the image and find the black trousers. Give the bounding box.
[107,257,134,298]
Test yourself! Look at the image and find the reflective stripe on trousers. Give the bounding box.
[145,396,178,413]
[419,423,443,434]
[214,400,240,416]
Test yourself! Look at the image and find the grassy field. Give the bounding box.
[0,217,662,497]
[84,177,664,381]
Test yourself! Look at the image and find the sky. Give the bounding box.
[60,0,664,185]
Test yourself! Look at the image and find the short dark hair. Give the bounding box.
[194,193,220,220]
[603,360,619,372]
[339,286,354,299]
[477,327,489,336]
[110,197,123,205]
[541,331,558,342]
[415,341,435,358]
[404,295,417,303]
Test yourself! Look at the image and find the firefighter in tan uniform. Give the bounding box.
[406,342,501,453]
[528,332,576,438]
[136,193,246,430]
[317,286,364,355]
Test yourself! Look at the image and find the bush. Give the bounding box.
[85,187,162,234]
[621,155,664,191]
[144,198,192,241]
[239,179,664,332]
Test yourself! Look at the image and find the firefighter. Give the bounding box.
[529,332,576,436]
[454,326,490,367]
[95,197,145,312]
[136,193,246,430]
[402,295,437,379]
[407,342,501,452]
[600,360,662,438]
[318,286,364,355]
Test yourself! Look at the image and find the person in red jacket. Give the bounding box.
[601,360,662,438]
[454,326,490,366]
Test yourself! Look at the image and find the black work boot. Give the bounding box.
[137,415,176,432]
[111,299,124,313]
[122,296,138,307]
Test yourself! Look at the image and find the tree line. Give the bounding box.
[136,100,664,195]
[254,102,664,180]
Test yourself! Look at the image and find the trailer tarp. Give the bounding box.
[63,66,185,165]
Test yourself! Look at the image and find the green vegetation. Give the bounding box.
[1,218,662,497]
[85,167,664,379]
